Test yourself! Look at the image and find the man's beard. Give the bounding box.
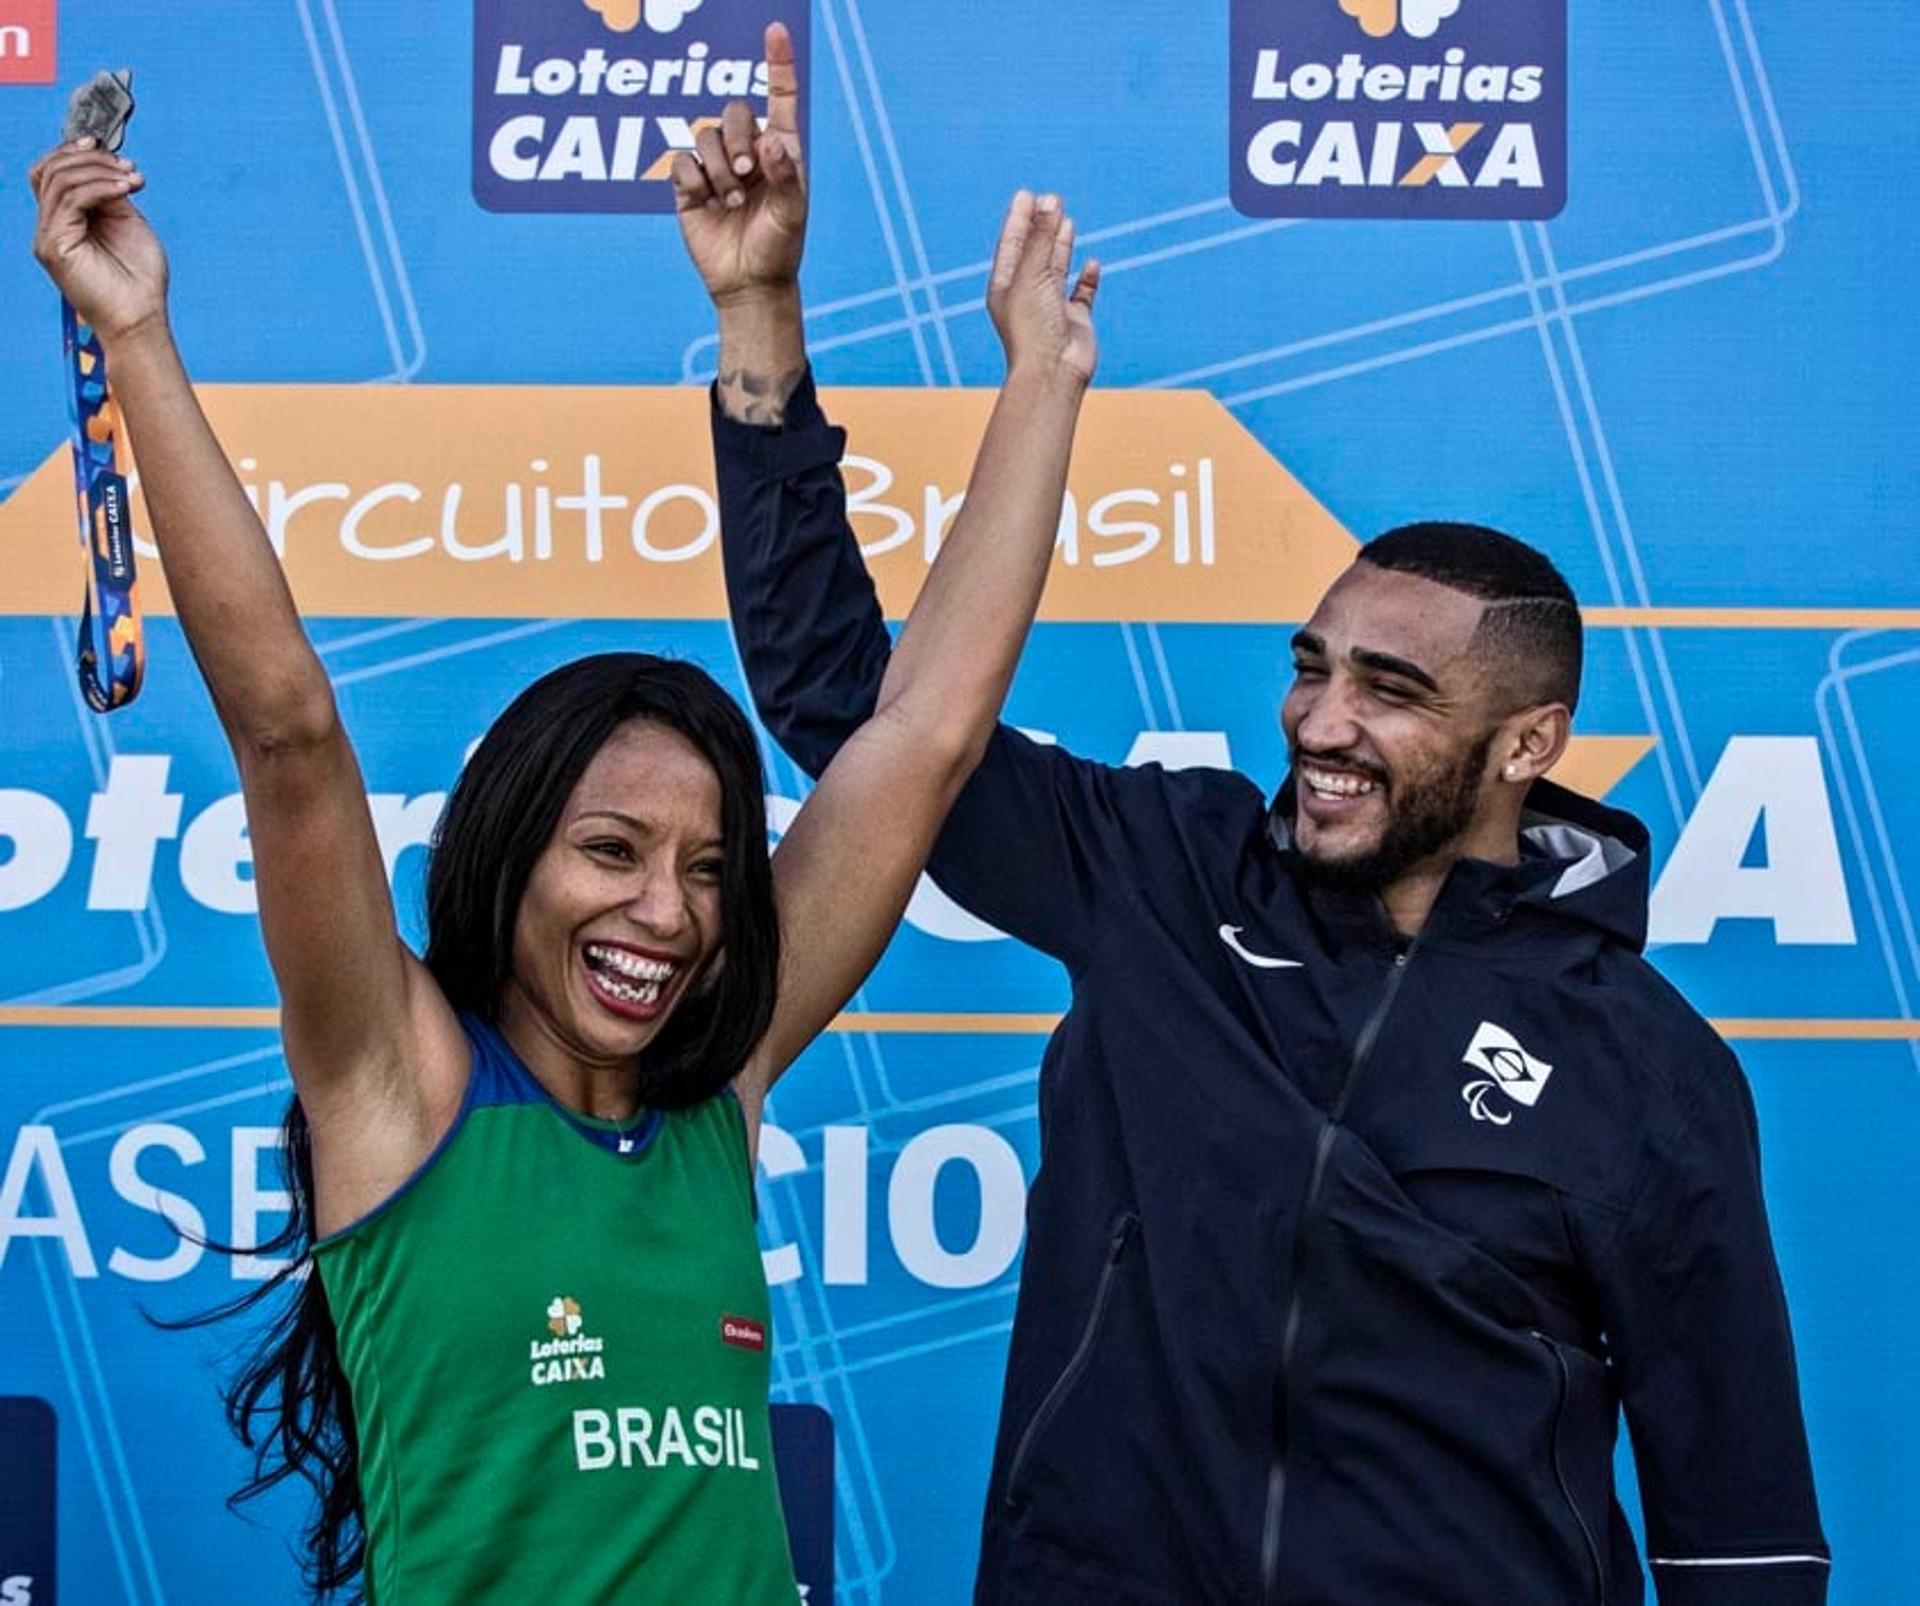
[1294,727,1496,891]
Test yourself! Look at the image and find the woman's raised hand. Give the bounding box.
[987,191,1101,386]
[29,138,166,345]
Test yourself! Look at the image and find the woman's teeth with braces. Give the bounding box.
[597,973,662,1005]
[585,945,675,1005]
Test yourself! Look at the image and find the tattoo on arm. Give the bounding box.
[717,365,806,427]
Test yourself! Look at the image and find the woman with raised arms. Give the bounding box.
[27,22,1097,1599]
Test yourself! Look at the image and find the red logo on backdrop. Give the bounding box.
[0,1,57,86]
[720,1315,766,1352]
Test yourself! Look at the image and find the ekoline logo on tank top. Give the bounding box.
[530,1294,608,1386]
[472,0,808,213]
[1230,0,1566,219]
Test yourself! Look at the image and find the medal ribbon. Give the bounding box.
[63,295,145,712]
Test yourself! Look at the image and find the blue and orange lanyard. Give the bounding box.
[64,299,145,711]
[60,68,144,712]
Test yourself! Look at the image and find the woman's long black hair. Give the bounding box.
[182,654,781,1596]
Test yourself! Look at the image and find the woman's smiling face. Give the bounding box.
[499,718,727,1080]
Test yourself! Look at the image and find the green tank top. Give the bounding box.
[312,1015,797,1603]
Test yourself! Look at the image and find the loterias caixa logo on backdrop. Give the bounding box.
[473,0,806,213]
[1231,0,1566,219]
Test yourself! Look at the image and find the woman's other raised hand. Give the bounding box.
[987,191,1101,387]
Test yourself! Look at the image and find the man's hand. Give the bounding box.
[672,20,806,307]
[987,192,1100,387]
[29,138,167,347]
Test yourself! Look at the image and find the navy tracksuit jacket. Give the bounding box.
[714,376,1828,1604]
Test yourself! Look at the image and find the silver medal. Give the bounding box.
[63,69,136,154]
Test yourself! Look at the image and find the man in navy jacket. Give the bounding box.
[677,53,1828,1605]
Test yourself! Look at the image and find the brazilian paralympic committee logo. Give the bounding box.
[1458,1020,1555,1126]
[471,0,808,213]
[1229,0,1566,219]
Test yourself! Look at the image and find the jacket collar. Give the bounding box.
[1266,775,1651,956]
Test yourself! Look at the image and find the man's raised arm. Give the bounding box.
[682,24,1195,964]
[670,23,885,776]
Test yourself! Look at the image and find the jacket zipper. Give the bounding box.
[1004,1212,1140,1509]
[1262,945,1415,1604]
[1534,1330,1608,1606]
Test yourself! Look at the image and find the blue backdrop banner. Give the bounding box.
[0,2,1913,1602]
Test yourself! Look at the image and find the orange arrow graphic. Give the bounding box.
[1550,735,1656,799]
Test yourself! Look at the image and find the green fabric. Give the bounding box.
[314,1078,796,1603]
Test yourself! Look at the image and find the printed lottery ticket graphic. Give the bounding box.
[0,2,1914,1601]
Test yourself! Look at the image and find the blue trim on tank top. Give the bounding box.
[461,1013,668,1156]
[312,1014,668,1251]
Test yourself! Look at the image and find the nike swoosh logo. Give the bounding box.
[1219,924,1304,970]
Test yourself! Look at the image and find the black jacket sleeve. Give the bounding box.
[1590,1042,1829,1604]
[712,370,1169,965]
[713,370,882,779]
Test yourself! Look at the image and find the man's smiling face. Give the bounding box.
[1280,560,1505,888]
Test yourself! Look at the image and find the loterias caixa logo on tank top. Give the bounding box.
[472,0,808,212]
[1230,0,1566,219]
[530,1294,608,1386]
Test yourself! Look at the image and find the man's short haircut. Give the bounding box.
[1357,521,1583,712]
